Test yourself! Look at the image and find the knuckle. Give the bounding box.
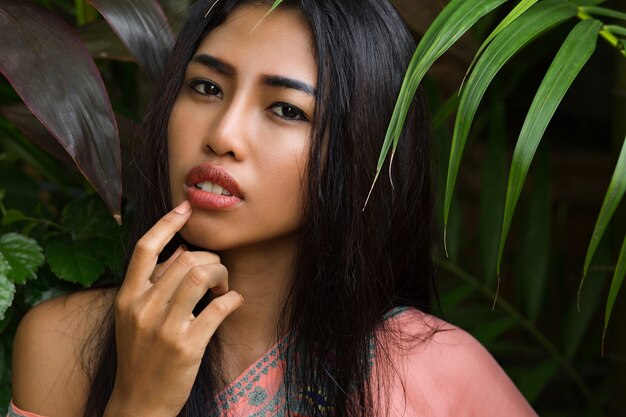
[187,266,208,288]
[177,251,197,268]
[134,239,156,257]
[208,297,232,317]
[215,263,228,279]
[114,294,128,314]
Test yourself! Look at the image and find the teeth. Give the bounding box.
[195,182,233,196]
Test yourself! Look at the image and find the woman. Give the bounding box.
[9,0,537,416]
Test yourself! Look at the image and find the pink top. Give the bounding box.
[9,307,537,417]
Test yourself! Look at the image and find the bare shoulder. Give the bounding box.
[376,308,538,417]
[11,288,116,417]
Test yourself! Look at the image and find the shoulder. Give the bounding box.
[373,308,537,417]
[11,288,116,417]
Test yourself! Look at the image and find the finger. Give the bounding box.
[167,263,229,320]
[150,245,186,284]
[123,201,192,294]
[152,251,224,300]
[191,291,244,344]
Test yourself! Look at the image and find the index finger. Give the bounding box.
[123,201,192,293]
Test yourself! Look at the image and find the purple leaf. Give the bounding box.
[88,0,174,81]
[0,1,122,221]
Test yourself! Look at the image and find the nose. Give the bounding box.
[204,97,250,161]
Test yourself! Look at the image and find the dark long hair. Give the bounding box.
[83,1,434,416]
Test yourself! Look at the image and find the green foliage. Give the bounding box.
[0,233,44,285]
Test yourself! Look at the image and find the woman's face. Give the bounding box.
[168,3,317,252]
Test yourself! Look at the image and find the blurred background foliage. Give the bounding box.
[0,0,625,415]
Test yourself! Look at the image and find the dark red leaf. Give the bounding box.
[79,20,135,62]
[0,103,80,173]
[0,1,122,221]
[88,0,174,81]
[1,103,140,203]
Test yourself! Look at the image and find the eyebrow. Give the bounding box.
[191,53,317,97]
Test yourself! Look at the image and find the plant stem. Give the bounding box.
[75,0,99,26]
[578,8,626,57]
[436,258,602,408]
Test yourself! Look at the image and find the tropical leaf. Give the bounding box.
[605,24,626,37]
[0,104,79,171]
[582,136,626,278]
[444,0,577,227]
[0,1,122,220]
[516,146,551,322]
[496,19,602,274]
[465,0,541,77]
[605,233,626,339]
[581,6,626,21]
[571,0,608,5]
[479,102,507,286]
[87,0,174,81]
[367,0,508,207]
[78,19,134,62]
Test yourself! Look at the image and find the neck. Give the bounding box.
[214,235,297,380]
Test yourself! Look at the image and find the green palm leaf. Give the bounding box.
[465,0,542,78]
[366,0,508,206]
[605,233,626,342]
[444,0,577,228]
[496,18,602,274]
[582,6,626,21]
[583,136,626,279]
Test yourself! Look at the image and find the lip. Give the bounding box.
[184,164,243,210]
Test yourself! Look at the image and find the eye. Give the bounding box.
[270,102,308,122]
[189,80,223,97]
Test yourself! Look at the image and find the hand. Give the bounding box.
[104,201,244,417]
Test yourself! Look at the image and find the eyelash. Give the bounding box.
[270,102,308,122]
[189,79,222,98]
[188,79,309,123]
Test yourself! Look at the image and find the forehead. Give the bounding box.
[194,4,317,84]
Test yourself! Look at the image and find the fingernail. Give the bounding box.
[238,293,245,304]
[174,201,191,214]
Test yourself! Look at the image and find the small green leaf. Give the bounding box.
[1,209,29,226]
[0,255,16,321]
[0,233,45,284]
[46,237,105,286]
[497,19,602,274]
[0,253,10,278]
[605,233,626,334]
[583,137,626,278]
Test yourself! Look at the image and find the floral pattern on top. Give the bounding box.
[207,306,409,417]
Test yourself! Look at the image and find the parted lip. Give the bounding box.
[185,164,242,198]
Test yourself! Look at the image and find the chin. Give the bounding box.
[178,221,226,252]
